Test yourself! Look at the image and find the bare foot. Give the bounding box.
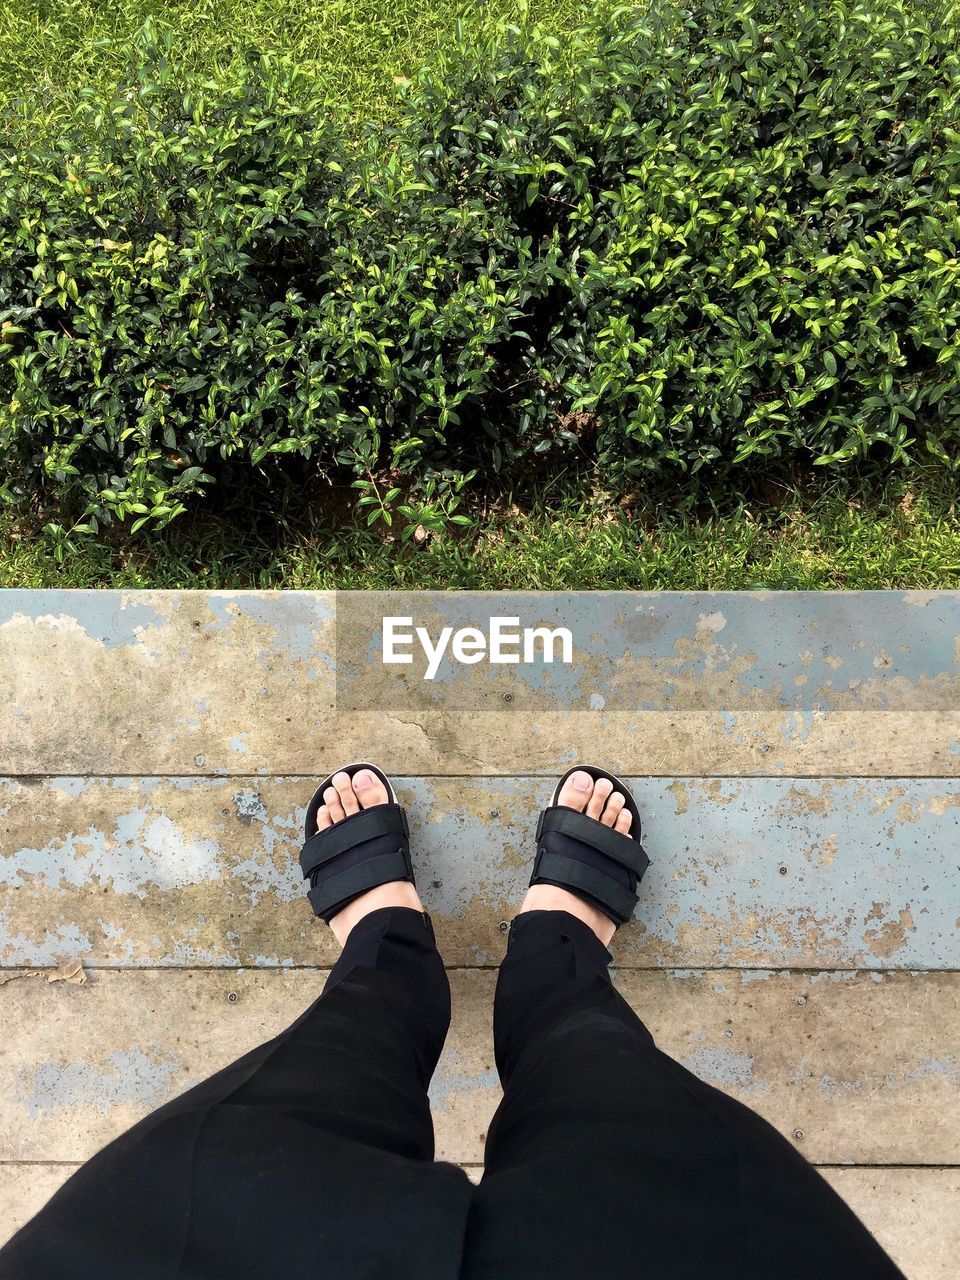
[518,769,633,947]
[318,769,423,946]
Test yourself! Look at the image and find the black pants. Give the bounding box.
[1,908,904,1279]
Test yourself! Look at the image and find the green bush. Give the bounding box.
[2,1,959,545]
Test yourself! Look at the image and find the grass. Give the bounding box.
[2,466,957,589]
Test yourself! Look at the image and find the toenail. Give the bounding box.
[572,773,592,791]
[354,771,372,789]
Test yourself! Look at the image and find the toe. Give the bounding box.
[333,770,360,816]
[352,769,389,808]
[557,769,594,812]
[315,803,333,832]
[614,808,633,837]
[601,791,625,827]
[585,776,614,820]
[323,785,346,823]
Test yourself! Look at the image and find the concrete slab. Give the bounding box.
[0,1162,954,1280]
[2,775,956,970]
[2,587,957,1277]
[0,1163,79,1249]
[821,1168,960,1280]
[2,968,957,1166]
[3,590,960,776]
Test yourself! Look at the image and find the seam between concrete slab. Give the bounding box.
[2,1160,959,1171]
[6,772,960,781]
[3,965,958,974]
[456,1162,960,1170]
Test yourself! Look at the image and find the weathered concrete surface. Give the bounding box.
[821,1168,960,1280]
[1,1163,955,1280]
[0,1163,80,1248]
[2,969,957,1166]
[3,775,956,970]
[2,587,958,1275]
[3,590,960,776]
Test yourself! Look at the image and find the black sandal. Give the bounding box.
[529,764,650,927]
[299,762,415,923]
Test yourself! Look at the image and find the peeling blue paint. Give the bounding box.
[0,915,94,965]
[202,593,333,679]
[818,1074,863,1097]
[429,1050,500,1112]
[679,1043,767,1093]
[0,592,169,648]
[1,591,335,685]
[449,772,958,967]
[234,789,268,823]
[17,1048,182,1118]
[47,779,89,798]
[904,1055,960,1086]
[2,772,959,967]
[335,591,960,711]
[97,920,136,963]
[161,938,235,966]
[0,808,225,897]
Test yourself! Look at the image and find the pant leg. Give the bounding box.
[461,910,905,1280]
[1,907,473,1280]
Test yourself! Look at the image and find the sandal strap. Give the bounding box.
[532,849,639,923]
[307,849,414,920]
[299,804,409,879]
[535,807,649,879]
